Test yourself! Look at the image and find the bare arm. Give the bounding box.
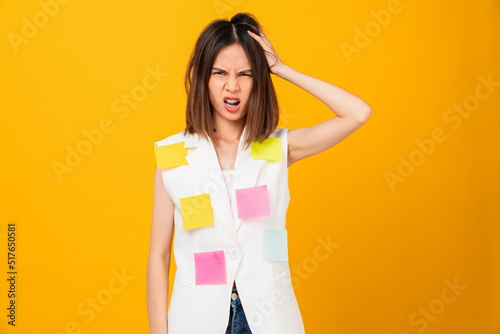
[147,166,175,334]
[277,64,372,168]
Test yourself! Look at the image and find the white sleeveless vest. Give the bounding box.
[154,125,305,334]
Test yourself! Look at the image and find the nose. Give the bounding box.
[225,74,239,91]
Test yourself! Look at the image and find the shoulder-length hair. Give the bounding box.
[182,12,280,150]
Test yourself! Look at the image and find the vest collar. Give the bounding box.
[183,124,267,241]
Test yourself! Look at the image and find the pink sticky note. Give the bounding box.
[194,250,226,285]
[235,185,271,219]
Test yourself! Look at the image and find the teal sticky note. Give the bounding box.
[263,229,288,261]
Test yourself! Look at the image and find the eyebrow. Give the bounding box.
[212,67,252,73]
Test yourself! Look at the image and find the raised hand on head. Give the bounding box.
[247,27,286,76]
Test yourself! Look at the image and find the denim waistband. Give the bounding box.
[230,287,241,306]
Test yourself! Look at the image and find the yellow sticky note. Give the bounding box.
[154,142,188,169]
[180,193,214,229]
[251,137,282,161]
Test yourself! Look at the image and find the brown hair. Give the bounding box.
[182,12,280,150]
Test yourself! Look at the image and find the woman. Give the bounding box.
[147,12,372,334]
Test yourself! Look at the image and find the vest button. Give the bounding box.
[229,248,241,259]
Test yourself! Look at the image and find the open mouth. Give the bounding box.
[224,98,240,108]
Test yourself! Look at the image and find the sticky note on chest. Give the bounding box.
[251,137,282,161]
[194,250,227,285]
[154,141,188,169]
[180,193,214,229]
[235,185,270,219]
[263,229,288,262]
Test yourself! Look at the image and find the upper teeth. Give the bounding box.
[226,99,238,103]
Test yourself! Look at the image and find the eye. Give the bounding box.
[213,71,224,75]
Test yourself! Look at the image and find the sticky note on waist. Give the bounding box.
[263,229,288,262]
[194,250,227,285]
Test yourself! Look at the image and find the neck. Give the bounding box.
[213,119,245,142]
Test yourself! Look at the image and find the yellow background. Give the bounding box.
[1,0,499,333]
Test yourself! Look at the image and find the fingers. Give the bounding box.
[247,28,268,41]
[248,30,270,48]
[247,30,262,40]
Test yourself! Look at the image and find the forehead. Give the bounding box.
[213,44,251,69]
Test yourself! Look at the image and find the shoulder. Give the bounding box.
[270,127,289,163]
[154,128,188,147]
[269,127,288,149]
[271,127,289,150]
[271,127,288,138]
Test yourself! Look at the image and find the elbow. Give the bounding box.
[356,106,372,124]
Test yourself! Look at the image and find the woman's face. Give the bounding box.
[208,43,253,125]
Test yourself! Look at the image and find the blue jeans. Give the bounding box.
[225,287,252,334]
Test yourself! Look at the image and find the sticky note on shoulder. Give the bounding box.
[251,137,282,161]
[180,193,214,229]
[194,250,227,285]
[154,141,188,169]
[263,229,288,262]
